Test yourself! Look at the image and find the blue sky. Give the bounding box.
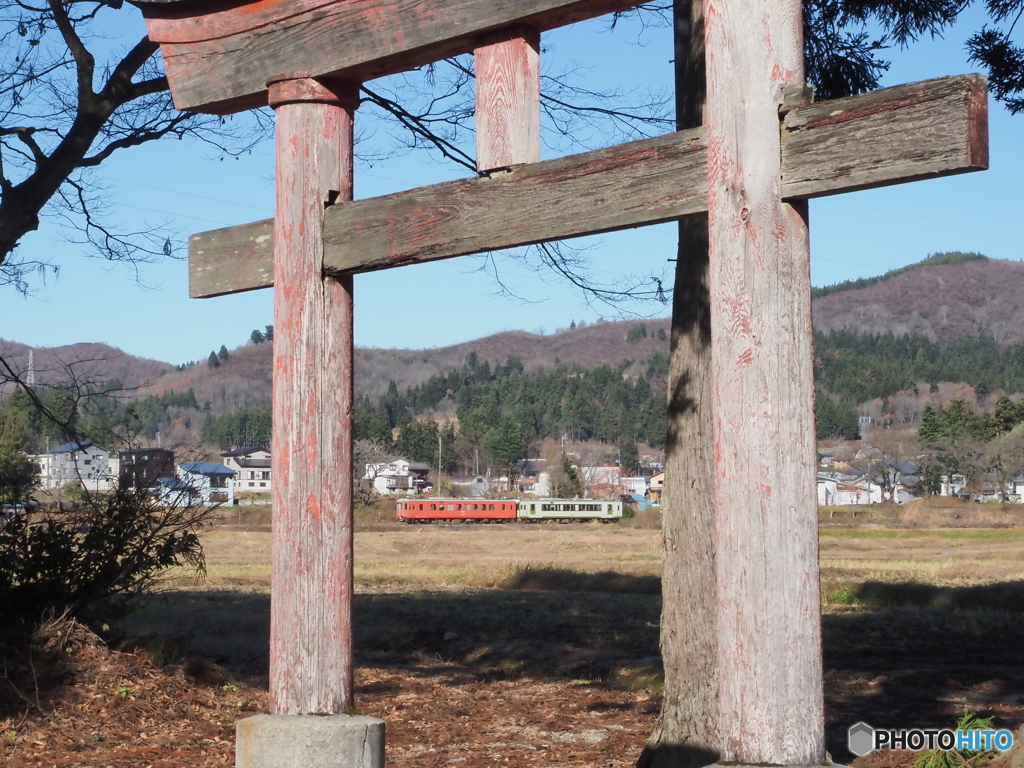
[1,5,1021,365]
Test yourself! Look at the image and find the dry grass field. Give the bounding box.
[5,513,1024,767]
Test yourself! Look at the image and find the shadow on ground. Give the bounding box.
[115,573,1024,764]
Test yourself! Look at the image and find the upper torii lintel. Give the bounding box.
[129,0,649,113]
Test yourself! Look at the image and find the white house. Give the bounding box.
[364,458,431,495]
[222,446,272,493]
[154,476,199,508]
[178,461,236,504]
[817,474,883,506]
[939,473,968,497]
[620,476,650,498]
[579,465,621,499]
[36,441,114,491]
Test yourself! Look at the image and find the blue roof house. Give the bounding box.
[154,476,199,509]
[178,461,237,505]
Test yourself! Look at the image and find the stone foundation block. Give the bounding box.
[236,714,384,768]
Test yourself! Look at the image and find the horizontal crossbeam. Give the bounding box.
[139,0,648,113]
[189,74,988,298]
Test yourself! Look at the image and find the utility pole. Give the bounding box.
[437,434,443,495]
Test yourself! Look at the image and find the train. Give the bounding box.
[395,497,623,523]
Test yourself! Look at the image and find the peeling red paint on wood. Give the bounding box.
[138,0,647,113]
[705,0,824,761]
[186,73,989,299]
[268,75,357,716]
[475,28,541,171]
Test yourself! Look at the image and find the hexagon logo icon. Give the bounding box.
[848,722,876,757]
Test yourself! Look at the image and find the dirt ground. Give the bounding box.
[3,520,1024,767]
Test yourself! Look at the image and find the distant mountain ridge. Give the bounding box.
[812,254,1024,345]
[810,251,987,299]
[0,339,173,392]
[5,251,1024,441]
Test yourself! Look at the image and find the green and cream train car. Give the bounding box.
[517,498,623,521]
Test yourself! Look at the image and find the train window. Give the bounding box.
[607,505,612,512]
[447,504,454,511]
[530,504,535,512]
[489,504,495,511]
[419,503,424,510]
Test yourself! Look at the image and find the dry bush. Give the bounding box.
[480,564,661,594]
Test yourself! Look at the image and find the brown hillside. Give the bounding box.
[0,339,173,393]
[119,318,671,412]
[9,255,1024,412]
[139,342,274,414]
[812,257,1024,344]
[354,318,671,400]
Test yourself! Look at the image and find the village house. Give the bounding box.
[154,476,200,508]
[364,458,431,495]
[178,461,237,504]
[619,475,650,498]
[222,446,272,492]
[939,473,968,498]
[35,441,114,491]
[118,448,175,491]
[817,473,883,506]
[648,471,665,503]
[579,465,621,500]
[514,458,550,496]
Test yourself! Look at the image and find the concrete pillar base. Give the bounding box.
[236,714,385,768]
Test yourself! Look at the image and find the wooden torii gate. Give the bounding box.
[133,0,988,766]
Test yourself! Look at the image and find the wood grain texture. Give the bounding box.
[139,0,645,113]
[782,73,988,197]
[187,74,989,299]
[268,78,356,716]
[705,0,823,761]
[475,28,541,171]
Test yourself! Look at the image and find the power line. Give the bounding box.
[105,176,271,213]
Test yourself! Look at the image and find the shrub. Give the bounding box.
[0,487,211,627]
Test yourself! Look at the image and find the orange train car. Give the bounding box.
[396,498,518,522]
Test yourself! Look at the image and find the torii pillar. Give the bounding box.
[705,0,824,761]
[234,74,387,768]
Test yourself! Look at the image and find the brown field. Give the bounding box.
[4,514,1024,767]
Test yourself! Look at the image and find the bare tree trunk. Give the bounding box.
[637,1,719,766]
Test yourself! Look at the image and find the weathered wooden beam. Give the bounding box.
[137,0,646,113]
[475,28,541,172]
[188,74,988,298]
[781,73,989,197]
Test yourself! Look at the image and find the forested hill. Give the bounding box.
[813,253,1024,345]
[7,251,1024,448]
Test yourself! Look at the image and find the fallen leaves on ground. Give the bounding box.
[0,619,659,767]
